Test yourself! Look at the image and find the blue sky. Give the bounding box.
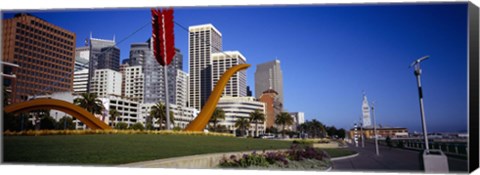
[3,3,469,132]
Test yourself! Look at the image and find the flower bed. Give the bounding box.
[3,129,234,137]
[219,145,332,170]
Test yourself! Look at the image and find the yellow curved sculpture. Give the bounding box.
[4,98,112,130]
[185,64,250,131]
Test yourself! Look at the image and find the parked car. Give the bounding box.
[259,133,275,139]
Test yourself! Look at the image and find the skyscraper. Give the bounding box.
[87,37,117,92]
[75,46,89,71]
[129,42,149,66]
[142,38,183,104]
[211,51,247,97]
[255,59,284,106]
[2,13,76,103]
[188,24,222,110]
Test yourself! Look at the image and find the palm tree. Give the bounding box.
[275,112,294,138]
[209,108,225,132]
[74,93,104,115]
[150,101,174,130]
[109,109,120,127]
[235,117,250,137]
[249,110,265,137]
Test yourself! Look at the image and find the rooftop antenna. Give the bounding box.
[113,34,116,42]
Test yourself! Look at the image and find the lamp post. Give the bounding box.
[359,116,365,148]
[410,55,430,153]
[371,101,379,156]
[354,123,358,147]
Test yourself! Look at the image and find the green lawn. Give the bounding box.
[4,134,291,165]
[322,148,357,158]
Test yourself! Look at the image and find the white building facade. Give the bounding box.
[217,96,266,136]
[90,69,122,97]
[289,112,305,132]
[140,103,199,129]
[73,69,89,94]
[175,70,189,107]
[212,51,247,97]
[124,65,144,102]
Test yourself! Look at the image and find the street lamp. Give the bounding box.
[410,55,430,153]
[359,116,365,148]
[371,101,379,156]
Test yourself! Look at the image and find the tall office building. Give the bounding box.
[75,46,89,71]
[175,70,189,107]
[189,24,222,110]
[2,13,76,103]
[97,46,120,71]
[255,59,284,107]
[87,37,117,92]
[143,40,183,104]
[119,62,129,97]
[129,43,149,66]
[212,51,247,97]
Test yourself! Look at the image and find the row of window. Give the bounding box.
[15,34,73,61]
[16,27,74,53]
[17,68,69,83]
[14,48,72,71]
[28,20,74,40]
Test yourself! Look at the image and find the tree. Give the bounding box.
[109,109,120,127]
[209,108,225,132]
[235,117,250,137]
[115,122,128,130]
[57,116,75,130]
[40,115,57,130]
[249,110,265,137]
[129,122,145,130]
[74,93,104,115]
[338,128,346,139]
[150,101,174,130]
[275,112,294,138]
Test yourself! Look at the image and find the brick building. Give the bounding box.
[2,13,76,103]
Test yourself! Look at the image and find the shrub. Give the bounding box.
[114,122,129,130]
[128,123,145,131]
[220,146,331,169]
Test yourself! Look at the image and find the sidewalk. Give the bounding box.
[331,142,468,173]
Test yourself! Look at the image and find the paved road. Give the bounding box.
[331,142,468,173]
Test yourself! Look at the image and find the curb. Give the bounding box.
[330,153,359,161]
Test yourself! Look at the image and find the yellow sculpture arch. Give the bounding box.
[4,98,112,130]
[185,64,250,131]
[3,64,249,131]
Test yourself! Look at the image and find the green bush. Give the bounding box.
[115,122,128,130]
[128,123,145,131]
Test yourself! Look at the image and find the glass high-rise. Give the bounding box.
[255,59,284,106]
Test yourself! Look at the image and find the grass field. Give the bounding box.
[322,148,357,158]
[4,134,292,165]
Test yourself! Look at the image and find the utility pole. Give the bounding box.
[410,55,430,152]
[372,101,379,156]
[360,116,365,148]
